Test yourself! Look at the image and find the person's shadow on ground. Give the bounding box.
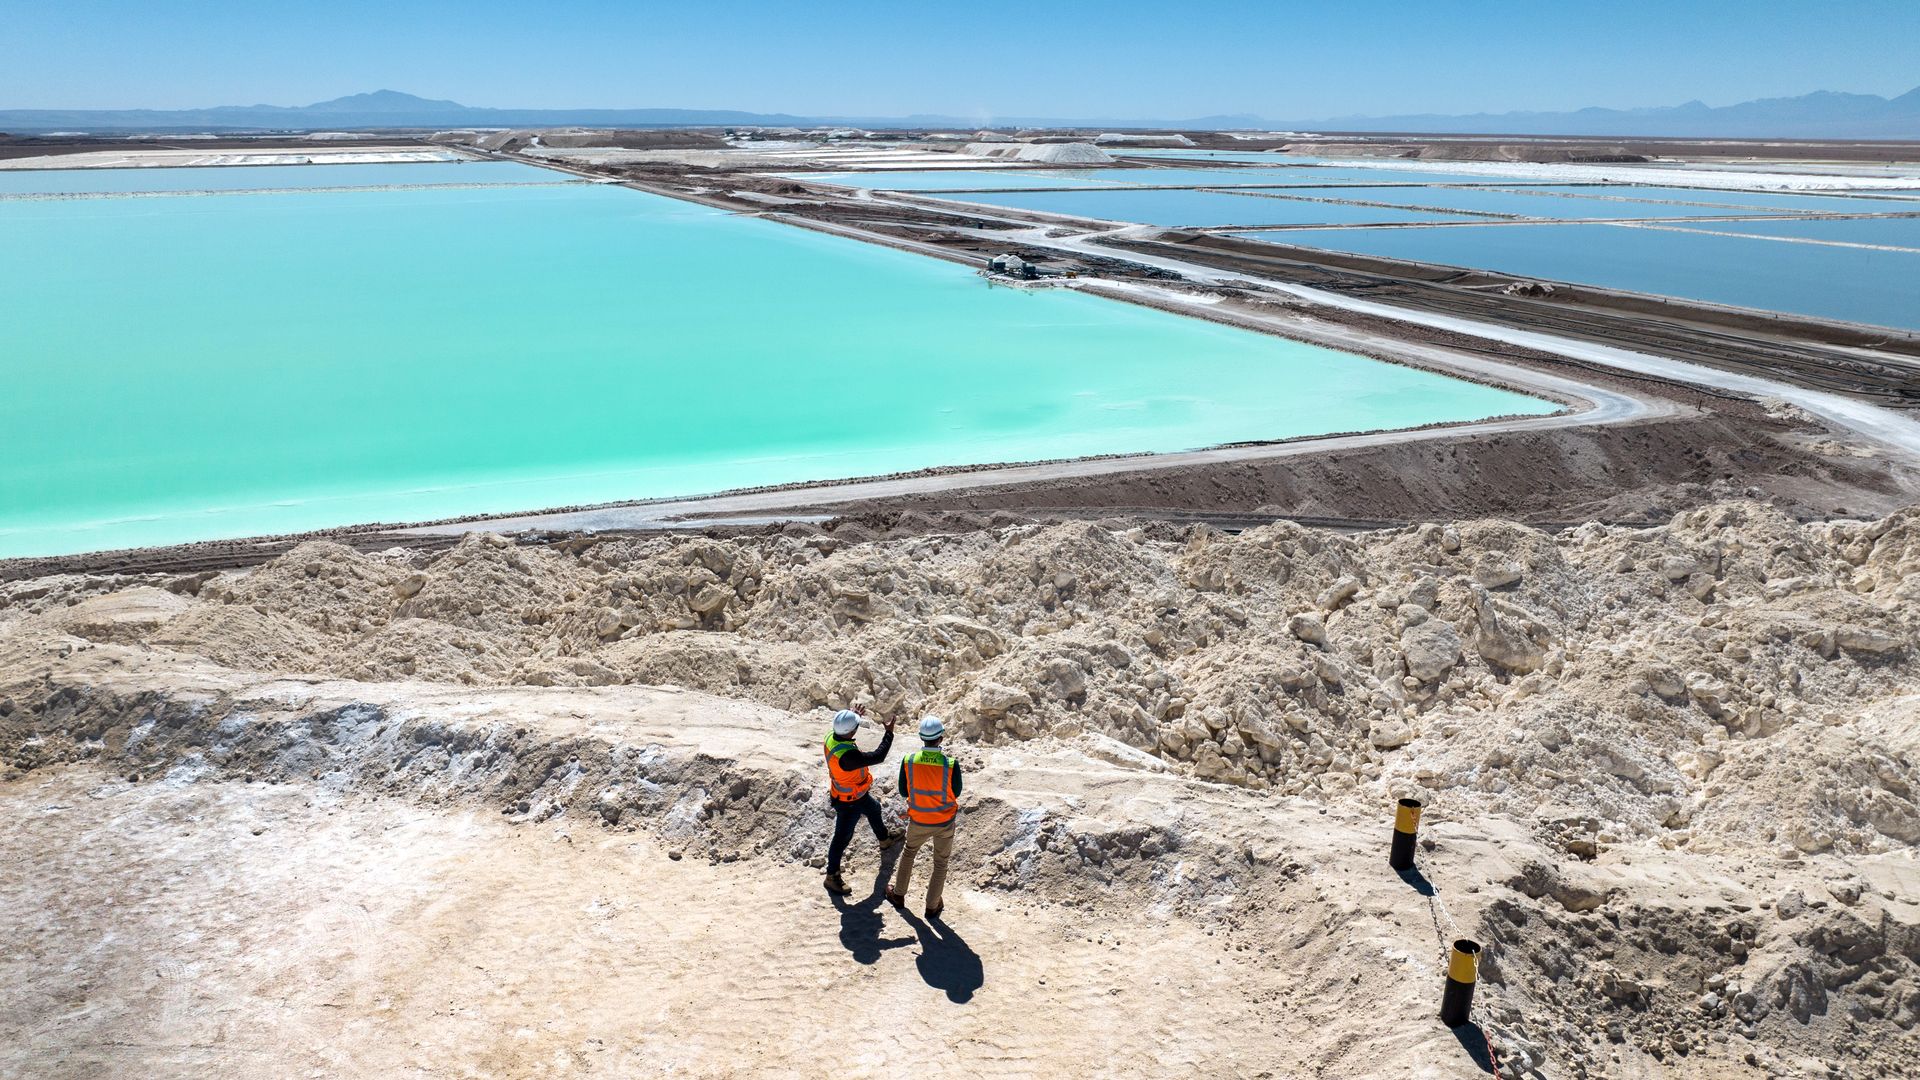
[830,847,913,965]
[898,907,984,1003]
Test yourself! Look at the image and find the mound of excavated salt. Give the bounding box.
[961,142,1114,165]
[8,501,1920,1076]
[13,500,1916,862]
[1093,133,1194,147]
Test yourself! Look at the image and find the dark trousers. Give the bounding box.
[826,793,889,876]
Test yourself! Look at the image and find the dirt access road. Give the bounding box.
[1,768,1285,1079]
[0,649,1482,1079]
[4,716,1525,1080]
[0,646,1643,1080]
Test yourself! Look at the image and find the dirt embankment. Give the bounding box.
[819,412,1916,527]
[4,501,1919,1076]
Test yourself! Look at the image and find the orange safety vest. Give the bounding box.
[903,748,957,825]
[824,733,872,802]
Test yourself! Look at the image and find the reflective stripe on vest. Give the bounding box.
[905,749,956,824]
[824,733,872,802]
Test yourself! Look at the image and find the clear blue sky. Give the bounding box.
[6,0,1917,119]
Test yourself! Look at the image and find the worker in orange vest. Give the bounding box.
[887,715,962,920]
[823,704,902,896]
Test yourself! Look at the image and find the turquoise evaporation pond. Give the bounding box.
[0,161,564,195]
[0,175,1554,557]
[1276,185,1906,221]
[1235,222,1920,331]
[924,187,1475,227]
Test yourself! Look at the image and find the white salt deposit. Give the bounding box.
[0,148,464,170]
[962,142,1114,164]
[1093,133,1195,146]
[1322,158,1920,191]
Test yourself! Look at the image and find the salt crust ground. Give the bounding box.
[4,500,1919,1078]
[0,148,464,170]
[1311,159,1920,192]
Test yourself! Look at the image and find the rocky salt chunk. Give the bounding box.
[1287,612,1327,647]
[1399,618,1462,682]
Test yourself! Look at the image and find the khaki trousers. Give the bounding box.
[892,818,956,908]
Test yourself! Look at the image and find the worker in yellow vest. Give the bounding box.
[822,704,902,896]
[886,715,962,920]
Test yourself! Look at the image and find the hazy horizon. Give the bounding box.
[7,0,1918,120]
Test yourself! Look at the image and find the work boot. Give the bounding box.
[879,830,904,850]
[925,902,944,920]
[885,888,906,907]
[823,873,851,896]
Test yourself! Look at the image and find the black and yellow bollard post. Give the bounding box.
[1441,939,1481,1027]
[1389,798,1422,871]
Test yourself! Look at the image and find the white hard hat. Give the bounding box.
[918,715,946,741]
[832,710,860,736]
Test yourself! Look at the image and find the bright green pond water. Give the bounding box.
[0,172,1553,557]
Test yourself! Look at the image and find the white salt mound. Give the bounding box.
[962,142,1114,164]
[1093,133,1195,147]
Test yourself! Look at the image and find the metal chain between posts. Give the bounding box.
[1412,819,1517,1079]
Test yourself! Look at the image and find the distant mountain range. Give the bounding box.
[3,86,1918,139]
[1303,86,1920,138]
[0,89,818,133]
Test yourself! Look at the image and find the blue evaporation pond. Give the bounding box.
[1669,216,1920,250]
[1236,165,1598,186]
[793,165,1533,189]
[1101,165,1561,187]
[1029,167,1343,187]
[789,167,1369,190]
[1116,149,1311,163]
[0,161,566,195]
[0,175,1552,557]
[1573,186,1920,215]
[1233,222,1920,331]
[784,170,1126,190]
[925,187,1476,227]
[1297,185,1865,221]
